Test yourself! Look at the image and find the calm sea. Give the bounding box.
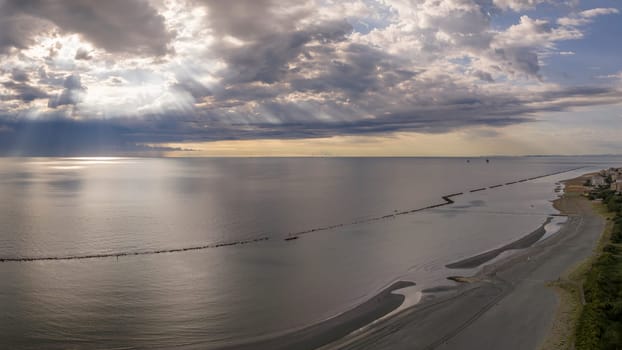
[0,156,619,348]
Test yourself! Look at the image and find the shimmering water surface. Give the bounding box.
[0,157,620,348]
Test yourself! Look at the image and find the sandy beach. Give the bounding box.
[322,173,604,350]
[219,281,415,350]
[226,172,604,350]
[445,216,553,269]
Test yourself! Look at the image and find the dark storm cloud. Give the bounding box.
[196,0,354,87]
[215,20,352,85]
[0,81,619,156]
[199,0,310,40]
[494,47,541,76]
[1,67,49,102]
[191,1,411,111]
[1,81,49,102]
[10,68,30,82]
[291,43,418,95]
[206,84,621,139]
[0,0,173,56]
[0,0,55,55]
[171,5,354,104]
[48,74,85,108]
[0,0,620,156]
[472,70,494,82]
[74,47,92,60]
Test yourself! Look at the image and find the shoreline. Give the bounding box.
[445,216,554,269]
[211,169,592,350]
[321,171,604,350]
[541,174,613,349]
[216,281,415,350]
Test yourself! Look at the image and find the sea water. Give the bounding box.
[0,156,619,348]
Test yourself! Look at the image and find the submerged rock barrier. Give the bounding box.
[0,167,585,263]
[0,237,270,262]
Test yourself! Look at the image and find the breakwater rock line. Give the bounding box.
[286,166,583,241]
[0,167,584,263]
[285,191,465,241]
[0,237,271,263]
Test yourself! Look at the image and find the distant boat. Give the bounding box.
[486,159,490,163]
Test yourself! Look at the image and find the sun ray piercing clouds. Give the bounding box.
[0,0,620,156]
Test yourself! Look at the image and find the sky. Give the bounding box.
[0,0,621,156]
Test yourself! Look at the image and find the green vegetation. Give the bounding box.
[576,189,622,350]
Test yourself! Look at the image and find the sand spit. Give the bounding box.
[218,281,415,350]
[445,216,554,269]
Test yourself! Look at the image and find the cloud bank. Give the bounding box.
[0,0,620,155]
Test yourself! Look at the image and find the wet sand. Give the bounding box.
[217,281,414,350]
[446,216,553,269]
[323,173,604,350]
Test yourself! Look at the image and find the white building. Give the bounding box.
[604,168,621,182]
[591,175,607,187]
[612,180,622,194]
